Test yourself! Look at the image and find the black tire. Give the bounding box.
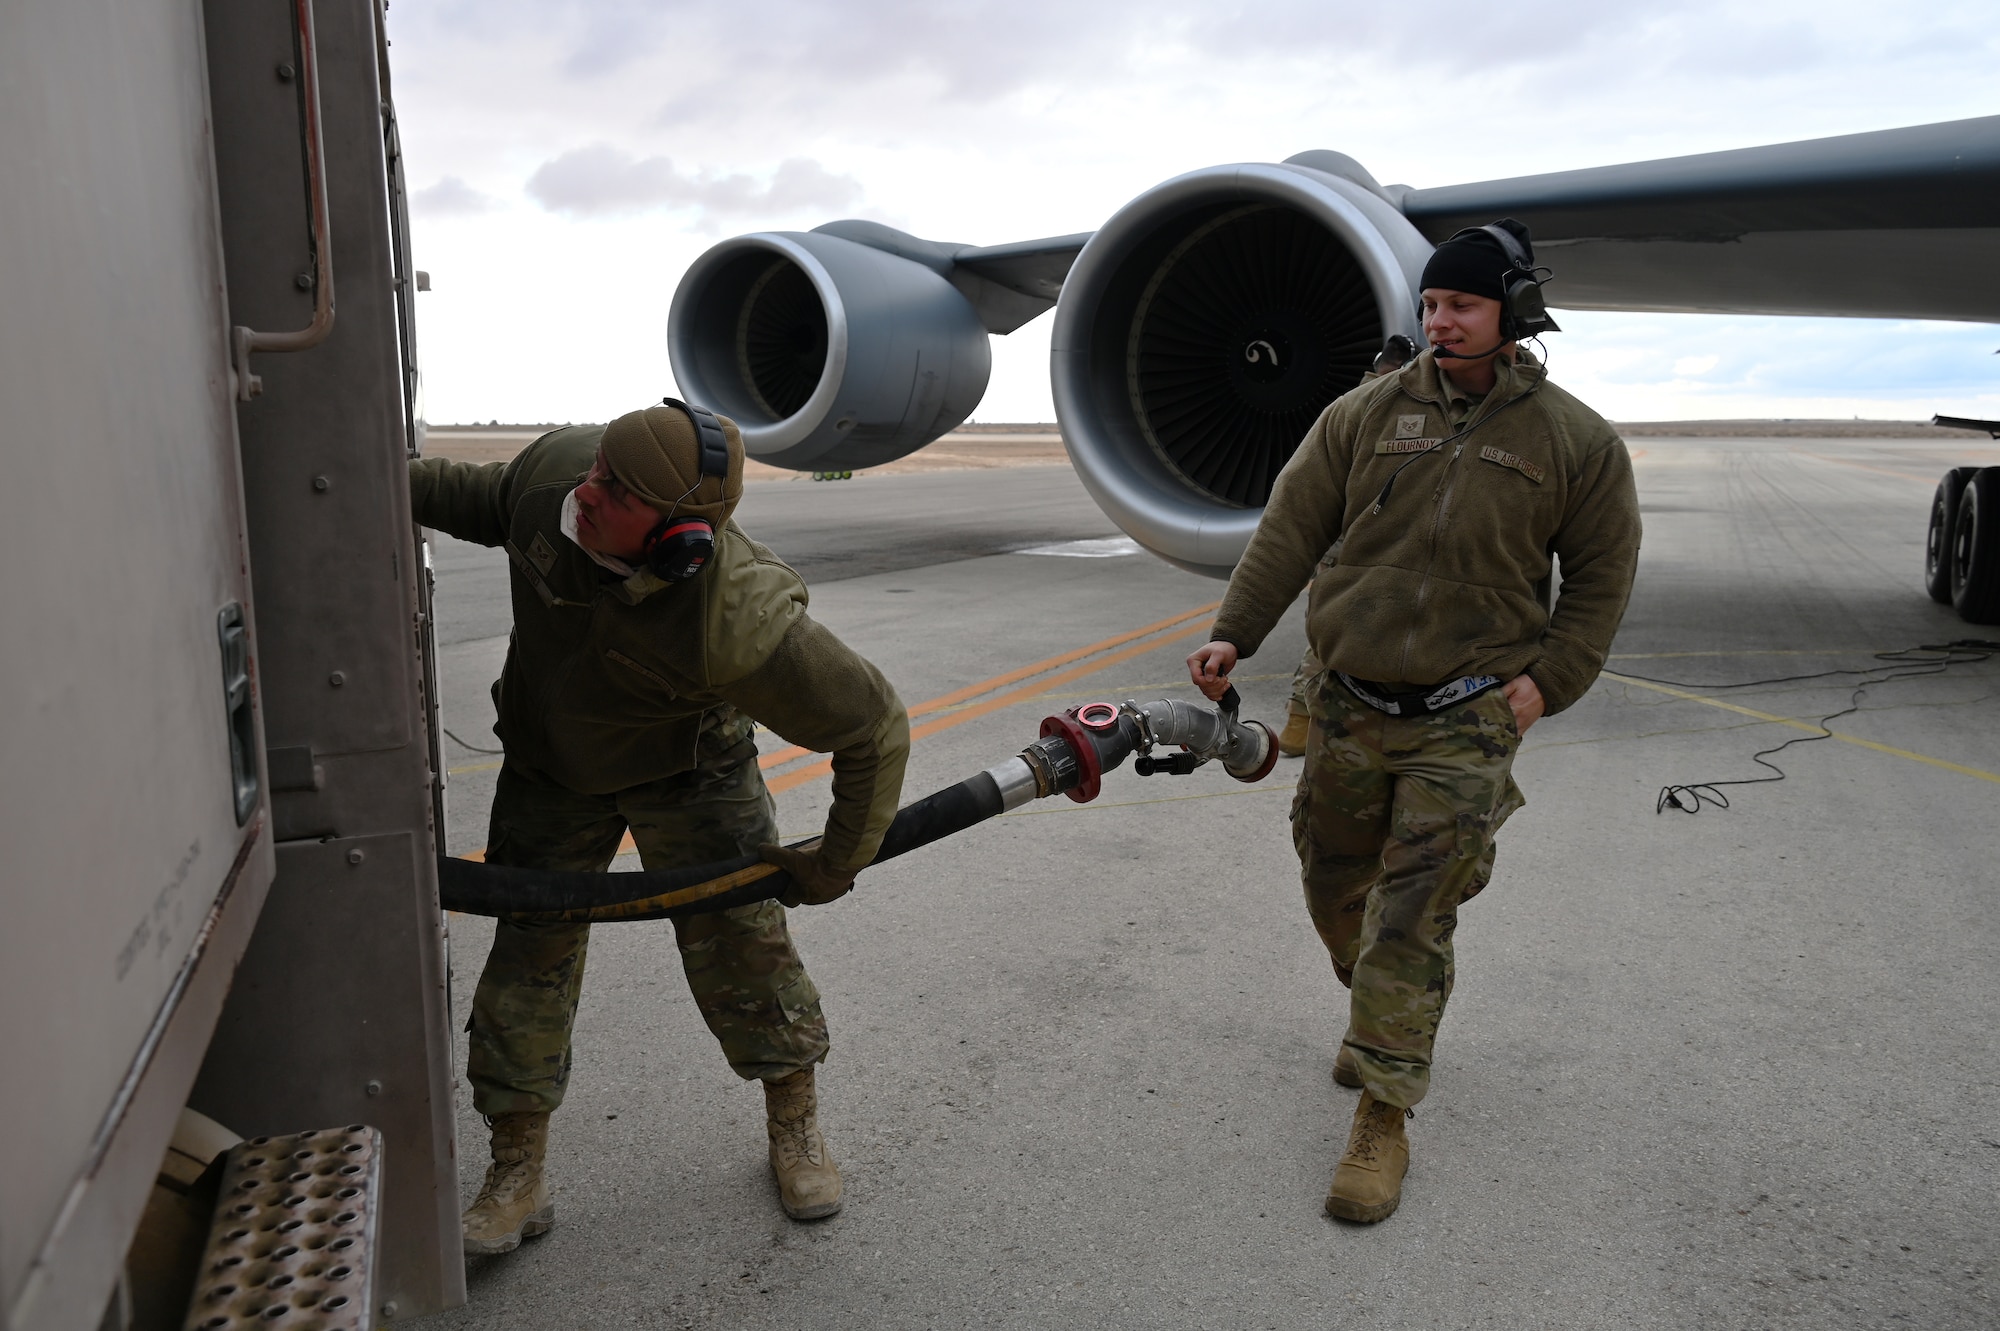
[1950,467,2000,624]
[1925,466,1979,603]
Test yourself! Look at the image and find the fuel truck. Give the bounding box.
[4,1,465,1326]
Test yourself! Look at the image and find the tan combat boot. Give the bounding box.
[1324,1091,1409,1223]
[1332,1042,1363,1089]
[1278,707,1311,758]
[462,1111,554,1256]
[764,1068,843,1220]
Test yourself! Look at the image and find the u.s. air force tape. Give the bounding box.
[1478,445,1545,484]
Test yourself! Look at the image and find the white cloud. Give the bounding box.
[412,175,498,216]
[525,147,861,222]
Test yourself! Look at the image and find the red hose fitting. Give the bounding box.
[1039,708,1105,802]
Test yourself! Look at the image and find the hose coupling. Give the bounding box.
[1120,695,1279,783]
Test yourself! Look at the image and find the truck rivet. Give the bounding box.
[294,272,314,291]
[346,848,365,865]
[328,671,345,687]
[276,62,295,81]
[312,475,330,492]
[365,1081,382,1097]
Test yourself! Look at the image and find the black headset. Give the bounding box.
[639,397,731,582]
[1374,334,1420,373]
[1446,222,1560,341]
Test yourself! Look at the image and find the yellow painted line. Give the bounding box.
[755,601,1219,772]
[1600,671,2000,786]
[765,619,1215,794]
[1789,450,1941,485]
[1606,649,1877,661]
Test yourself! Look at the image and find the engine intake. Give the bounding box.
[1051,160,1434,576]
[668,230,991,470]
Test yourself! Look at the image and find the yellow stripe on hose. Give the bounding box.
[518,860,784,923]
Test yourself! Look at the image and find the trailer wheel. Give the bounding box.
[1925,466,1980,603]
[1950,467,2000,624]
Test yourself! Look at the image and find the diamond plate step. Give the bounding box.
[182,1125,382,1330]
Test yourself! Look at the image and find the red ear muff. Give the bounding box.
[643,516,716,581]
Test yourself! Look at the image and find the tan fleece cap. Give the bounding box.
[598,402,745,526]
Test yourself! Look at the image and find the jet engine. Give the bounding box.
[668,224,994,470]
[1050,156,1434,576]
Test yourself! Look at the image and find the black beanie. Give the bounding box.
[1419,218,1534,299]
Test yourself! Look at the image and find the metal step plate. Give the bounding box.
[183,1125,381,1330]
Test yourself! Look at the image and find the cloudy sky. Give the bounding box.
[388,0,2000,427]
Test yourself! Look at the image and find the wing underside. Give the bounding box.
[1398,116,2000,322]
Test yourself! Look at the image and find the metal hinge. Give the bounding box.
[217,605,259,825]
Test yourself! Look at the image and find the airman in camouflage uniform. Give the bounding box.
[1189,222,1640,1223]
[412,401,909,1253]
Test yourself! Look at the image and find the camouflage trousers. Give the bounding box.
[1288,648,1323,716]
[468,711,828,1116]
[1292,676,1525,1108]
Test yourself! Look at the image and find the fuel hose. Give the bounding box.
[435,688,1276,924]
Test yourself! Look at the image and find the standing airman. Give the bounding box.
[1189,221,1641,1221]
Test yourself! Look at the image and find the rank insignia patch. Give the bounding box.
[1395,414,1428,439]
[1479,445,1545,484]
[527,532,559,574]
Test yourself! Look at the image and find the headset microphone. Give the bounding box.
[1433,340,1510,361]
[640,397,731,582]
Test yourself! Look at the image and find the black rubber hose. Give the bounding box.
[437,768,1007,923]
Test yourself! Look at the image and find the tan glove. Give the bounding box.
[759,840,857,908]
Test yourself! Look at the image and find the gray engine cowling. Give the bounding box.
[668,228,992,470]
[1051,157,1434,577]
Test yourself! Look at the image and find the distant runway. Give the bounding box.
[424,434,1999,1331]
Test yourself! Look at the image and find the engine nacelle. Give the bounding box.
[668,229,991,470]
[1051,158,1434,577]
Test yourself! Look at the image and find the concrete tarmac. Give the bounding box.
[422,436,1999,1330]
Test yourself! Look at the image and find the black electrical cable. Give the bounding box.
[1643,640,1998,815]
[1371,340,1549,514]
[444,726,505,755]
[1370,383,1534,513]
[1617,639,1997,691]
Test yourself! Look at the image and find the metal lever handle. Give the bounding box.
[232,0,335,400]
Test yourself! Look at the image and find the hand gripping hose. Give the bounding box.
[435,689,1275,924]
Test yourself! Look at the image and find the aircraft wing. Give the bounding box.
[944,232,1094,334]
[951,233,1095,302]
[1398,116,2000,322]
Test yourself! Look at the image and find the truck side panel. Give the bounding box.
[0,1,276,1325]
[190,0,463,1319]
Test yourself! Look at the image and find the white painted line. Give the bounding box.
[1013,536,1141,558]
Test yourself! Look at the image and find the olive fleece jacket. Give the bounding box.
[410,427,909,873]
[1211,350,1641,715]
